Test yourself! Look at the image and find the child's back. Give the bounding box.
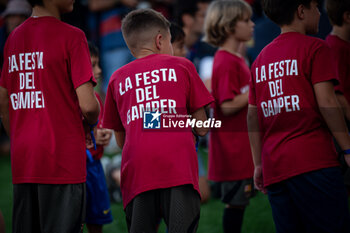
[104,53,212,208]
[251,31,339,187]
[247,1,350,232]
[3,16,94,184]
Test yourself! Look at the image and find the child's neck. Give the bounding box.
[219,37,242,57]
[31,5,61,20]
[135,48,157,59]
[331,26,350,43]
[281,25,306,35]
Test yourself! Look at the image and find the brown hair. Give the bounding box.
[204,0,252,47]
[263,0,314,26]
[326,0,350,26]
[122,9,171,54]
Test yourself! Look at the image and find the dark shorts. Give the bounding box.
[267,167,350,233]
[125,184,200,233]
[86,153,113,225]
[220,179,254,206]
[13,183,85,233]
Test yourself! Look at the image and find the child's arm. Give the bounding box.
[335,93,350,121]
[314,81,350,166]
[247,104,267,194]
[0,87,9,136]
[191,107,209,137]
[114,131,125,149]
[220,92,249,116]
[76,82,100,125]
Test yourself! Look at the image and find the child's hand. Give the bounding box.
[345,154,350,167]
[254,165,267,194]
[83,120,97,149]
[96,128,113,146]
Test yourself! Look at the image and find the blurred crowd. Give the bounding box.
[0,0,333,157]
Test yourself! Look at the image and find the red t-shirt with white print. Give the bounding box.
[249,32,339,187]
[209,50,254,181]
[103,54,213,208]
[0,17,96,184]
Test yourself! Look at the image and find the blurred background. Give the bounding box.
[0,0,335,232]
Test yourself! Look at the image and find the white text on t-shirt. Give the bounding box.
[255,59,301,117]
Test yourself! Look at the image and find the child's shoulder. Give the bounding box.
[326,34,350,50]
[155,54,193,67]
[13,17,85,41]
[262,33,327,57]
[128,54,194,70]
[109,54,195,84]
[275,32,327,48]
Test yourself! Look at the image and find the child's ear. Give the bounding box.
[344,11,350,25]
[296,4,306,20]
[155,33,163,51]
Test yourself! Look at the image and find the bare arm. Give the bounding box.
[191,107,209,137]
[247,104,267,194]
[314,81,350,166]
[0,87,9,136]
[114,131,125,149]
[220,92,249,116]
[335,93,350,122]
[76,81,100,125]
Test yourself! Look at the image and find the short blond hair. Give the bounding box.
[204,0,252,47]
[122,9,170,55]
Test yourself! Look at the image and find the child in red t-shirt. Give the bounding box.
[248,0,350,232]
[85,42,113,233]
[0,0,100,232]
[325,0,350,192]
[203,1,255,232]
[102,9,213,233]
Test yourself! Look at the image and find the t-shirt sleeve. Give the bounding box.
[102,83,124,131]
[216,64,240,105]
[186,61,214,113]
[310,42,338,85]
[69,31,96,89]
[333,53,346,94]
[0,41,9,88]
[248,65,257,105]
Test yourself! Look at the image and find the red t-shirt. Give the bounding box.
[249,32,339,187]
[88,93,104,160]
[103,54,213,208]
[209,50,254,181]
[0,17,95,184]
[326,35,350,103]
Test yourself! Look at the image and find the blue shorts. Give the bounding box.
[86,150,113,225]
[267,167,350,233]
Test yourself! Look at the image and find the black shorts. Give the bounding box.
[125,184,200,233]
[12,183,86,233]
[220,179,254,206]
[267,167,350,233]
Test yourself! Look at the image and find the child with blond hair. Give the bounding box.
[204,1,255,232]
